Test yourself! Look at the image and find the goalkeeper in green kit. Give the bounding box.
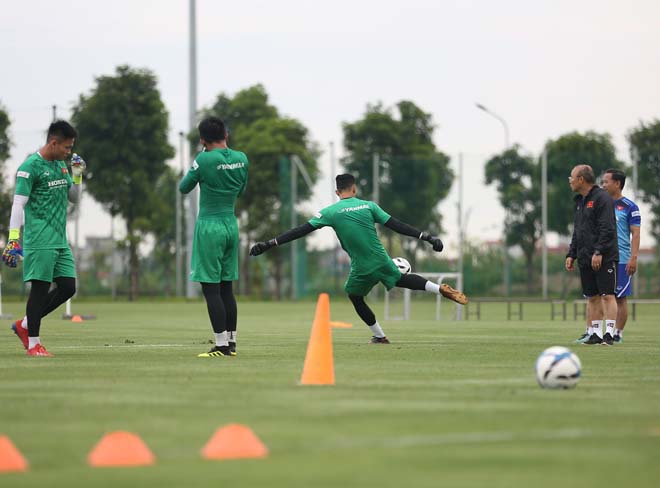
[180,117,248,358]
[3,121,85,357]
[250,173,468,344]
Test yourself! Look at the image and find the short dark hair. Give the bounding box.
[47,120,77,142]
[605,168,626,190]
[198,116,227,143]
[336,174,356,191]
[576,164,596,184]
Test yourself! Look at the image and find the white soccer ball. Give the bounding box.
[392,257,411,274]
[535,346,582,389]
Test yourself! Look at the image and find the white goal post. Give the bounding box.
[384,272,464,321]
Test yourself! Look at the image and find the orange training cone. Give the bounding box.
[201,424,269,460]
[300,293,335,385]
[87,431,155,467]
[0,436,28,473]
[71,315,84,323]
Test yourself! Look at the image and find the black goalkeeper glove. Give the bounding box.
[420,232,444,252]
[250,239,277,256]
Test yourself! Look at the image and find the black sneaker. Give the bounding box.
[601,333,614,346]
[369,336,390,344]
[583,333,603,345]
[197,345,231,357]
[613,334,623,344]
[228,341,237,356]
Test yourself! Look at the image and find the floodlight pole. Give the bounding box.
[330,142,339,291]
[457,153,464,320]
[290,158,298,300]
[186,0,198,299]
[176,132,184,297]
[541,149,548,299]
[476,103,511,296]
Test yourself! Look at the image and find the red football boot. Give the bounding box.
[11,320,29,349]
[26,344,54,357]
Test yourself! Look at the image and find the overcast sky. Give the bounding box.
[2,0,659,252]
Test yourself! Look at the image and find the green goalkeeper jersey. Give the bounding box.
[309,197,392,274]
[179,148,249,218]
[14,152,73,250]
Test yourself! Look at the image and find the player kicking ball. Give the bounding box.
[249,173,467,344]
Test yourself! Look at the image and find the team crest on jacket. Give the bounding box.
[587,201,594,208]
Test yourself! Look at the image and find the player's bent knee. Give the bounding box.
[59,279,76,299]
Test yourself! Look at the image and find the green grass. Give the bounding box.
[1,299,659,487]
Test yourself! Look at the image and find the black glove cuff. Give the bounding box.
[420,232,432,242]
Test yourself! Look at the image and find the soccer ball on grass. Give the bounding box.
[535,346,582,389]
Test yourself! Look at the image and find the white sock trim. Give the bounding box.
[28,337,41,349]
[368,322,385,338]
[214,331,229,347]
[425,282,440,294]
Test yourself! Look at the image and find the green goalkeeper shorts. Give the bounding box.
[344,259,402,296]
[23,247,76,282]
[190,217,239,283]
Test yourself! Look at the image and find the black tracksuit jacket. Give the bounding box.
[567,185,619,267]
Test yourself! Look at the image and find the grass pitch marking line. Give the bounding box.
[323,428,647,450]
[54,343,195,350]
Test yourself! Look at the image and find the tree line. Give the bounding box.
[1,65,659,298]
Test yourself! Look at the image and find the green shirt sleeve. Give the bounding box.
[309,208,332,229]
[370,202,391,224]
[14,160,36,197]
[179,156,201,194]
[238,156,249,197]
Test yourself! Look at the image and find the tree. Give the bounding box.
[71,65,175,300]
[342,101,453,263]
[0,103,12,240]
[628,119,660,242]
[544,131,623,235]
[198,84,320,297]
[485,146,541,293]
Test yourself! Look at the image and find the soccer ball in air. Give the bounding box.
[535,346,582,389]
[392,257,411,274]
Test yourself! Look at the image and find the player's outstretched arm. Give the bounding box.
[250,223,317,256]
[3,195,26,268]
[384,217,444,252]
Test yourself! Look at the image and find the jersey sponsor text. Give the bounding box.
[216,162,246,170]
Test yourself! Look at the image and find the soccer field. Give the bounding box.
[1,299,659,487]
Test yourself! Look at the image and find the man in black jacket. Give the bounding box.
[565,165,619,345]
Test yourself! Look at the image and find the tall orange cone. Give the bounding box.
[87,431,155,467]
[300,293,335,385]
[201,424,269,460]
[0,436,28,473]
